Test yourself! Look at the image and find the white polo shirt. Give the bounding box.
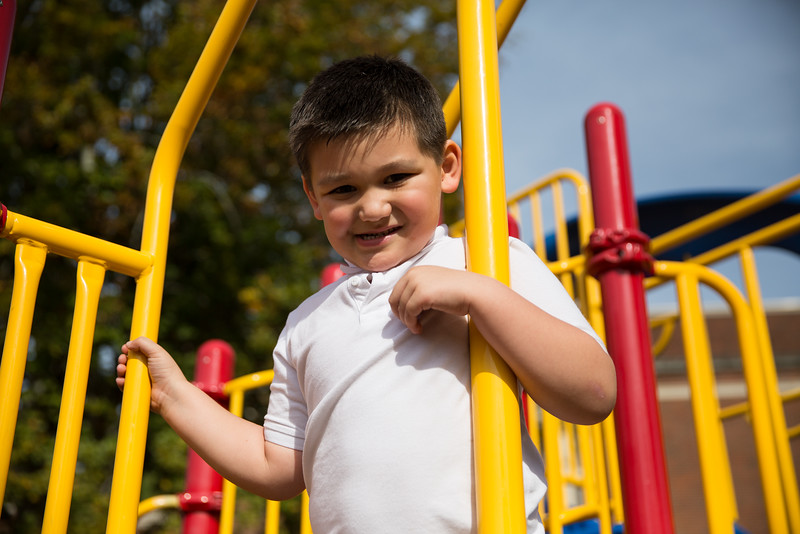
[264,225,603,533]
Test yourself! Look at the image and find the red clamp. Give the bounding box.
[179,490,223,512]
[1,203,7,232]
[585,227,654,278]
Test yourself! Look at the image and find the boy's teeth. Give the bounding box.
[360,227,397,239]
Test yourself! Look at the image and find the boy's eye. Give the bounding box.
[326,185,356,195]
[386,173,413,185]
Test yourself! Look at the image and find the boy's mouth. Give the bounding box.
[356,226,401,241]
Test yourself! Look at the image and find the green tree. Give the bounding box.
[0,0,458,531]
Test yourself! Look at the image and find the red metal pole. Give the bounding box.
[0,0,16,109]
[584,103,675,534]
[181,340,235,534]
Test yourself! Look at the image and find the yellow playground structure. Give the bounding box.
[1,0,798,533]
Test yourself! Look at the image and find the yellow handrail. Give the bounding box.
[106,0,258,531]
[650,173,800,257]
[654,260,793,533]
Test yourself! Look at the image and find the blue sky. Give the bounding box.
[472,0,800,305]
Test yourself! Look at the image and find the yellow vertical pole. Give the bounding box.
[456,0,526,531]
[0,241,47,508]
[42,260,106,533]
[219,389,244,534]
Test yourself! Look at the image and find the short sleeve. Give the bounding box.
[263,324,308,451]
[508,237,606,351]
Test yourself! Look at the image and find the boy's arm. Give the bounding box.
[117,337,305,500]
[389,267,616,425]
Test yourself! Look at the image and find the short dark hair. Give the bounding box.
[289,55,447,178]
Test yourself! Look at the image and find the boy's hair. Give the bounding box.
[289,55,447,179]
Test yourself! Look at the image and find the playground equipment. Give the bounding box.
[1,0,799,532]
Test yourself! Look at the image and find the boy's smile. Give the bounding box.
[303,124,461,272]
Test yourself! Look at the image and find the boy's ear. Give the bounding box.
[440,140,462,194]
[302,177,323,220]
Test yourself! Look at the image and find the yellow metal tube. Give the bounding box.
[656,261,790,533]
[650,174,800,256]
[106,0,258,531]
[42,260,107,533]
[644,213,800,295]
[137,494,180,517]
[1,210,151,278]
[218,389,245,534]
[444,0,528,137]
[264,499,281,534]
[739,249,800,531]
[457,0,525,530]
[673,271,737,533]
[541,413,563,531]
[0,241,47,509]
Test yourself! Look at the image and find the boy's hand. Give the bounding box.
[116,336,188,415]
[389,266,475,334]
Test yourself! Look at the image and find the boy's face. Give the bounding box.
[303,124,461,272]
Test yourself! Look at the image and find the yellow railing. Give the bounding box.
[0,0,257,531]
[651,260,796,533]
[640,176,800,533]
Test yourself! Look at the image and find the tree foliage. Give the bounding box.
[0,0,458,531]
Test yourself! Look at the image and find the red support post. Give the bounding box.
[0,0,16,109]
[584,103,675,534]
[182,340,235,534]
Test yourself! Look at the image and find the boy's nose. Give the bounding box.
[358,190,392,221]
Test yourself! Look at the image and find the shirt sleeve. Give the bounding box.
[263,322,308,451]
[508,237,606,351]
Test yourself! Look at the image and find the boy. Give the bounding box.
[117,56,616,532]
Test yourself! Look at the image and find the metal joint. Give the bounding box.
[179,490,223,512]
[585,227,655,277]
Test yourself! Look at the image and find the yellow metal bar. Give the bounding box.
[650,174,800,257]
[589,423,613,534]
[457,0,525,530]
[530,192,546,257]
[137,494,180,517]
[673,271,738,533]
[300,491,312,534]
[219,389,246,534]
[644,212,800,294]
[0,241,47,508]
[740,249,800,531]
[601,416,624,524]
[1,210,150,278]
[656,261,790,533]
[264,499,281,534]
[650,315,678,357]
[42,260,107,533]
[541,412,563,532]
[688,213,800,269]
[106,0,258,531]
[444,0,528,137]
